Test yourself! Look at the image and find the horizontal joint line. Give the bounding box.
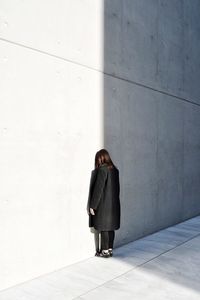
[103,72,200,107]
[1,37,200,107]
[0,37,100,73]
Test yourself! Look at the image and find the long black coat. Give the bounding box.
[87,164,121,231]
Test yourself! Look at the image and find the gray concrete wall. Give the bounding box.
[104,0,200,246]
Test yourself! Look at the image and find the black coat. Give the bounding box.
[87,164,121,231]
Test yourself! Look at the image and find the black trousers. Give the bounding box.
[94,230,115,251]
[101,230,115,250]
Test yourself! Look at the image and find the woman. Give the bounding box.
[87,149,121,258]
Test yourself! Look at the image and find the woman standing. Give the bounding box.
[87,149,121,258]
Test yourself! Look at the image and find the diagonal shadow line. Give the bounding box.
[102,0,200,297]
[74,231,200,299]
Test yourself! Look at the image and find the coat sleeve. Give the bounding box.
[90,167,108,210]
[86,170,96,214]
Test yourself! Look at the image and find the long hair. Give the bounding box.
[94,149,115,169]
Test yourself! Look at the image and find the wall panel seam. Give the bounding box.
[1,37,200,108]
[104,72,200,108]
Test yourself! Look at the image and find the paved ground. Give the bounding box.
[0,216,200,300]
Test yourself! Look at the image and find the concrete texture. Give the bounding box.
[0,0,104,70]
[103,0,200,104]
[0,0,104,291]
[1,0,200,292]
[0,215,199,300]
[104,0,200,247]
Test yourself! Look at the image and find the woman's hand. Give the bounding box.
[90,208,95,215]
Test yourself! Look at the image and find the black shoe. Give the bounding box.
[99,250,110,258]
[108,249,113,257]
[95,251,101,257]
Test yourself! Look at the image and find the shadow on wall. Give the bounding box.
[103,0,200,295]
[103,0,200,249]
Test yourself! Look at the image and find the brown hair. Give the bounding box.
[94,149,115,169]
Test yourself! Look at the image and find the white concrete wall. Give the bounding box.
[0,0,104,291]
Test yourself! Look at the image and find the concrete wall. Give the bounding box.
[104,0,200,246]
[1,0,200,291]
[0,0,104,291]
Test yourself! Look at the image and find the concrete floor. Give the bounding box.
[0,216,200,300]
